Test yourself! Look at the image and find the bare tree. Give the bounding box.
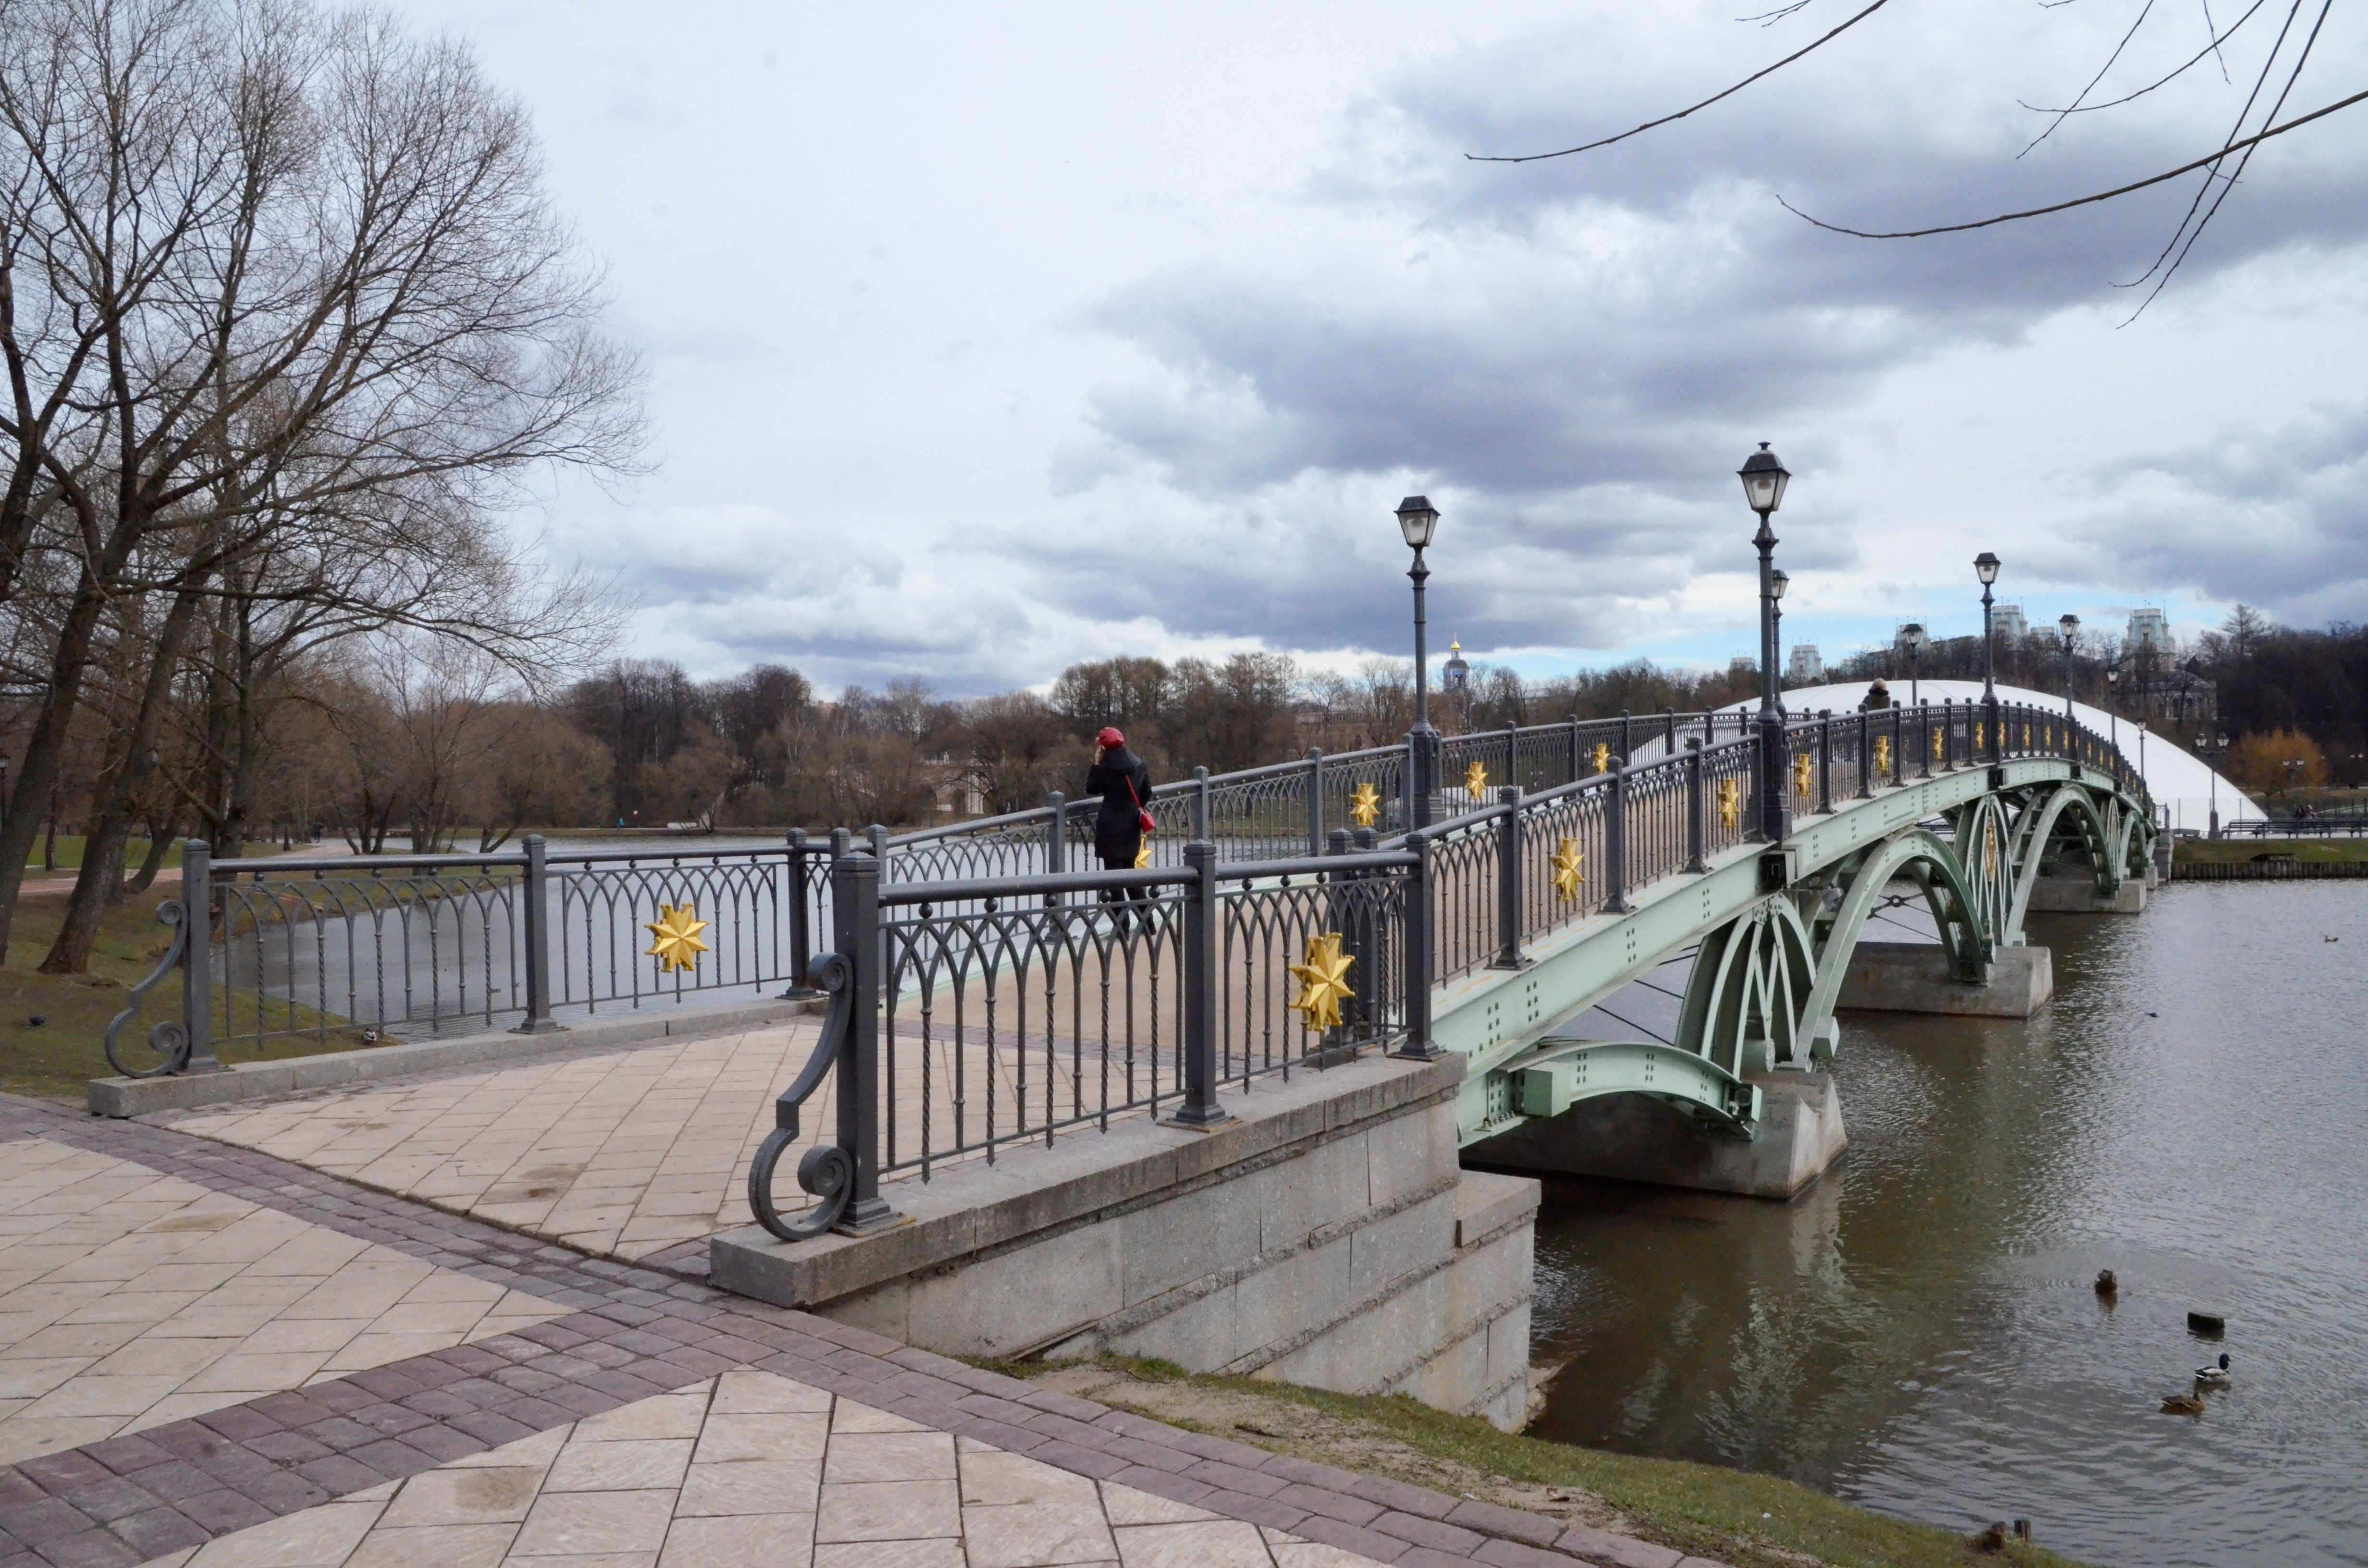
[0,0,641,965]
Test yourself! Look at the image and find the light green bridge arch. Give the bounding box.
[1436,759,2152,1150]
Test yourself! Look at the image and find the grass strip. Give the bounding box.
[993,1355,2083,1568]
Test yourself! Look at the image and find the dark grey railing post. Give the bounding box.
[181,840,223,1074]
[1568,714,1583,786]
[1490,787,1525,969]
[1394,830,1439,1059]
[779,830,822,1000]
[1504,723,1519,792]
[1193,766,1210,838]
[1353,826,1382,1043]
[1664,708,1677,755]
[1891,709,1906,785]
[1172,841,1229,1126]
[513,834,564,1032]
[830,852,898,1232]
[1856,710,1875,799]
[1045,792,1065,907]
[1618,709,1633,763]
[1684,739,1706,873]
[1307,748,1324,856]
[1606,760,1631,913]
[1817,714,1834,815]
[1324,827,1367,1055]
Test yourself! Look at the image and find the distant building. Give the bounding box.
[1992,604,2029,642]
[1786,644,1823,683]
[2127,607,2172,654]
[1729,655,1758,680]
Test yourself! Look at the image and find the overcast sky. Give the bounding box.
[390,0,2368,695]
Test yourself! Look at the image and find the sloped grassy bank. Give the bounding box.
[995,1357,2081,1568]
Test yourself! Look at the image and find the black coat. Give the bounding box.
[1085,748,1153,865]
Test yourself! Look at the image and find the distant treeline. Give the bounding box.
[1821,607,2368,785]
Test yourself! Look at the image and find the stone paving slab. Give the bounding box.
[156,1017,1121,1267]
[0,1139,567,1466]
[133,1368,1383,1567]
[0,1094,1727,1568]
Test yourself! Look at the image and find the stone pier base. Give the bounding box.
[2025,874,2146,913]
[1838,940,2053,1018]
[1465,1069,1846,1200]
[710,1054,1539,1431]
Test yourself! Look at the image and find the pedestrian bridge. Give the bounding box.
[746,694,2154,1230]
[93,687,2159,1431]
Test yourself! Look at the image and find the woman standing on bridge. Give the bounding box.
[1086,727,1155,920]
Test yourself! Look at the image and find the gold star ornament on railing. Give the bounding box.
[644,904,710,974]
[1793,752,1813,798]
[1718,777,1741,832]
[1932,728,1945,760]
[1591,742,1610,776]
[1550,837,1585,902]
[1874,736,1891,775]
[1287,931,1356,1032]
[1349,781,1381,828]
[1465,760,1489,797]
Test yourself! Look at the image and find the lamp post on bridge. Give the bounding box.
[1974,551,2001,762]
[2058,613,2081,725]
[2202,730,2229,838]
[1770,570,1789,717]
[1396,495,1442,829]
[2106,665,2120,754]
[1739,442,1791,843]
[1900,622,1927,707]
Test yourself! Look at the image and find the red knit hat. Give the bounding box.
[1097,726,1125,749]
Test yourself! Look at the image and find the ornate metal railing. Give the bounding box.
[104,691,2157,1215]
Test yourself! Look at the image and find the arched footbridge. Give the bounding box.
[746,696,2155,1237]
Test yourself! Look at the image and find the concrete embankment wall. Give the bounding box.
[710,1054,1540,1430]
[2172,859,2368,881]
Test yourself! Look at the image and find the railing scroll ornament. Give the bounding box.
[747,952,858,1241]
[102,901,192,1078]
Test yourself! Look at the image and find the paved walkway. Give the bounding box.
[160,1029,831,1263]
[0,1140,565,1465]
[0,1087,1725,1568]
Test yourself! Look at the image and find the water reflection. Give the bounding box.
[1523,883,2368,1568]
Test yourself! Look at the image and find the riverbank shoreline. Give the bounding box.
[999,1356,2081,1568]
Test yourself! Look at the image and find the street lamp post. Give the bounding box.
[2206,730,2229,839]
[2105,666,2120,754]
[1739,443,1792,843]
[1974,552,2001,762]
[1770,570,1789,716]
[1396,496,1442,829]
[2058,613,2080,725]
[1900,622,1927,707]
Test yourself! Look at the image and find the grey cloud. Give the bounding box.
[2065,402,2368,625]
[1050,10,2368,657]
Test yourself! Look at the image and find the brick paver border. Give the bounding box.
[0,1094,1721,1568]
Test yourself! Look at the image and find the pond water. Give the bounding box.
[1522,882,2368,1567]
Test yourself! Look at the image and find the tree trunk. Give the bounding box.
[126,819,176,895]
[0,572,111,961]
[40,586,204,974]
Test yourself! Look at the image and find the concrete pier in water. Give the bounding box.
[1466,1066,1849,1200]
[1839,940,2055,1017]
